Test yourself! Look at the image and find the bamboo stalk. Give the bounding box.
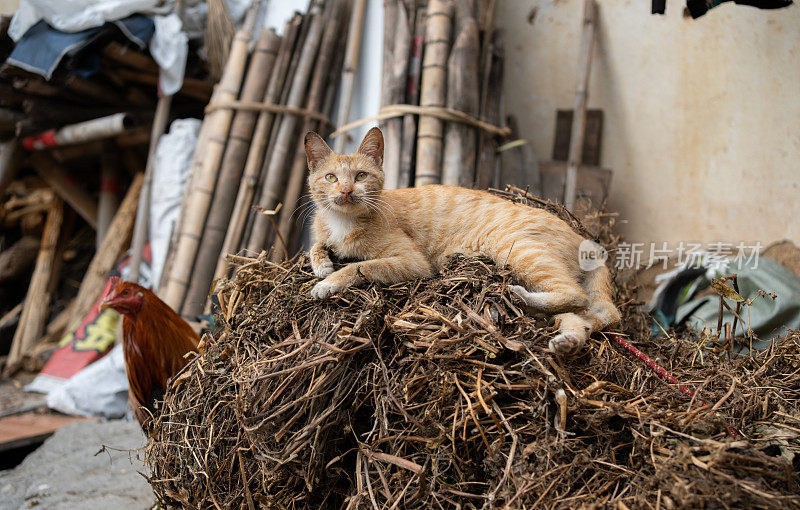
[4,197,63,375]
[414,0,453,187]
[475,29,504,189]
[398,7,426,189]
[126,94,172,284]
[332,0,367,153]
[181,29,281,318]
[271,1,346,263]
[240,11,311,253]
[66,172,143,336]
[246,2,329,254]
[30,152,99,229]
[442,13,479,187]
[213,14,302,283]
[382,0,411,189]
[161,6,260,311]
[564,0,597,211]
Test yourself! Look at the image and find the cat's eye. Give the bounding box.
[355,172,368,181]
[325,173,337,182]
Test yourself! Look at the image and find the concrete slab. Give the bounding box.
[0,420,153,510]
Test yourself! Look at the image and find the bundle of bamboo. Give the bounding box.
[333,0,509,192]
[161,0,352,317]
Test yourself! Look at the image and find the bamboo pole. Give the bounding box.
[382,0,411,189]
[213,15,302,283]
[239,11,310,253]
[67,172,143,336]
[124,94,171,284]
[30,152,99,229]
[4,197,63,375]
[161,6,260,310]
[414,0,453,187]
[442,14,479,187]
[246,3,328,254]
[398,8,425,189]
[181,29,281,318]
[332,0,367,153]
[475,29,504,189]
[564,0,597,211]
[270,1,346,263]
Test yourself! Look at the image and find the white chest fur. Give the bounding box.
[323,211,356,245]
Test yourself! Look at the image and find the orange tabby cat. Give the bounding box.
[305,127,620,354]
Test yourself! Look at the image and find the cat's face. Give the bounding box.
[305,127,385,215]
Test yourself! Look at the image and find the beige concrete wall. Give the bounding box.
[498,0,800,248]
[0,0,17,16]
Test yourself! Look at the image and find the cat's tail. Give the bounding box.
[582,264,621,333]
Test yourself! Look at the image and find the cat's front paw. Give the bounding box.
[549,332,586,355]
[313,260,334,278]
[311,279,342,299]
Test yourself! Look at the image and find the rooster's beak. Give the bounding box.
[98,299,111,312]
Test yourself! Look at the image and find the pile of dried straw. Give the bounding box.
[146,193,800,509]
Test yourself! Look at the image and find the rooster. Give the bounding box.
[100,277,200,427]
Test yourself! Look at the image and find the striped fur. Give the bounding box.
[305,128,620,354]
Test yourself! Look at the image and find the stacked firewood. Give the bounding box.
[160,0,351,318]
[0,13,213,375]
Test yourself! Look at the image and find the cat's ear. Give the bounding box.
[305,131,333,172]
[356,127,384,168]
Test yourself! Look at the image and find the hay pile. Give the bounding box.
[146,195,800,509]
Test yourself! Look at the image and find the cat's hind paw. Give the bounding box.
[311,279,342,299]
[313,260,334,278]
[548,332,586,355]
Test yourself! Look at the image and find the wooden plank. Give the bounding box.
[552,109,603,165]
[0,412,89,452]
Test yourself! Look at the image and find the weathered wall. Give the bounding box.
[498,0,800,248]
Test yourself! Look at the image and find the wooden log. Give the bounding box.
[0,236,39,282]
[114,68,214,103]
[246,3,328,254]
[213,15,301,284]
[564,0,597,211]
[102,41,160,73]
[332,0,368,153]
[270,1,346,263]
[160,7,259,310]
[442,15,479,187]
[181,28,281,318]
[382,0,412,189]
[66,172,143,335]
[475,29,504,189]
[30,153,99,229]
[414,0,453,187]
[62,74,125,104]
[4,197,63,375]
[398,7,426,189]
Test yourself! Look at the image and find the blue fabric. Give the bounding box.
[6,14,154,80]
